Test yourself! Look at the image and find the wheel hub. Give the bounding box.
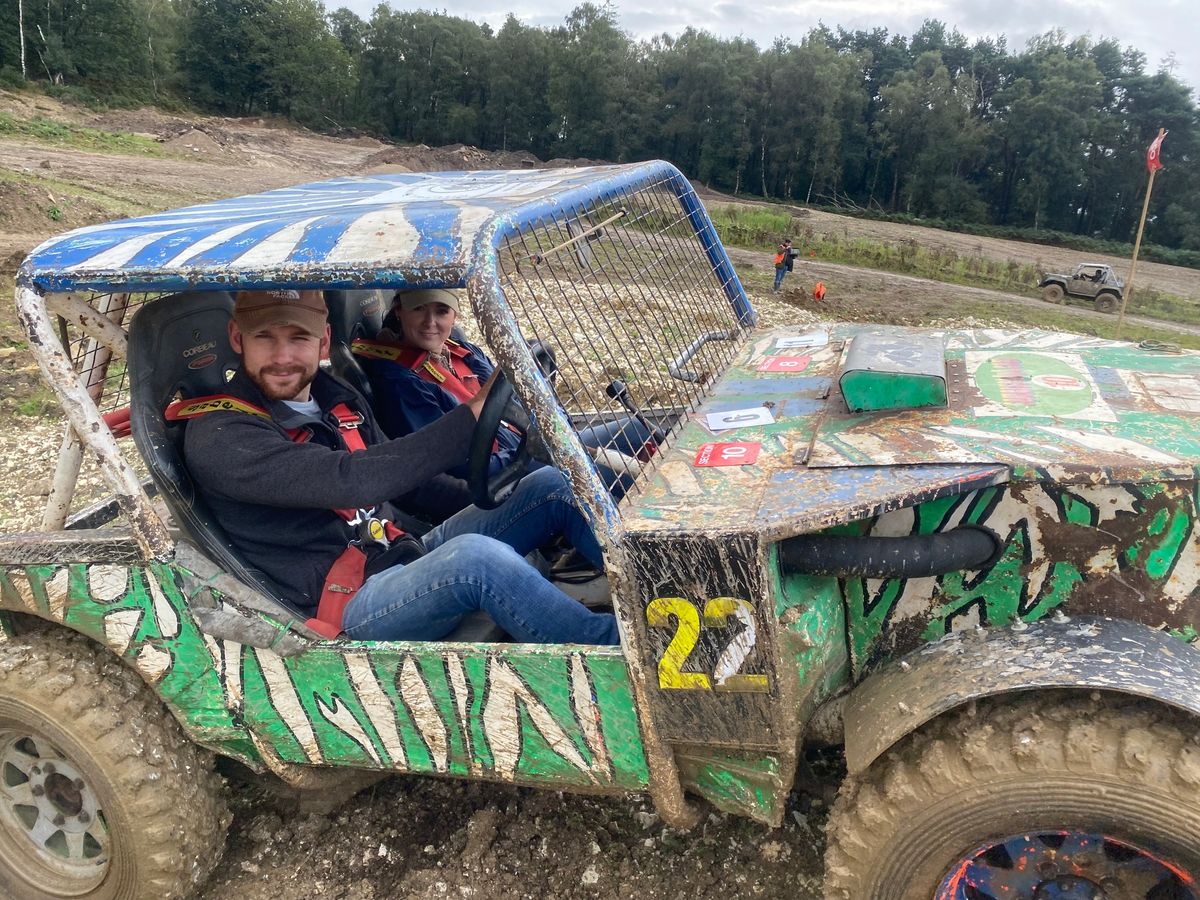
[1032,875,1104,900]
[937,831,1197,900]
[0,729,109,888]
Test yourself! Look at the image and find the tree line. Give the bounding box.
[2,0,1198,253]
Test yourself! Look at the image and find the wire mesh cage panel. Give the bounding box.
[46,291,172,418]
[495,176,749,499]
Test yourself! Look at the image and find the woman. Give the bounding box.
[355,289,653,515]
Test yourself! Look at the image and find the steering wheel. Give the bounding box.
[467,342,557,510]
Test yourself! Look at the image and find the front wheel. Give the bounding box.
[1095,293,1119,313]
[0,632,229,899]
[1042,283,1065,303]
[824,692,1200,899]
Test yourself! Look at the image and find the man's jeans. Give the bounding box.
[773,266,787,290]
[341,467,617,644]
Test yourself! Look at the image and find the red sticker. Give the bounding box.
[757,355,811,373]
[694,442,761,467]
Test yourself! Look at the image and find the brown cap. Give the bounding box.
[234,290,327,338]
[393,288,461,314]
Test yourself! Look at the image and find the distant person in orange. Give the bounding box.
[773,239,798,291]
[813,281,826,302]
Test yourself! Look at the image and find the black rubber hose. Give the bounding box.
[778,525,1002,579]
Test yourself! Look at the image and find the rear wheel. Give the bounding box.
[824,692,1200,899]
[1095,293,1119,313]
[0,633,229,899]
[1042,283,1065,303]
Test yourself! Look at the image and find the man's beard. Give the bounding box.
[248,364,317,401]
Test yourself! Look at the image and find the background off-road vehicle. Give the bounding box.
[6,162,1200,899]
[1040,261,1125,312]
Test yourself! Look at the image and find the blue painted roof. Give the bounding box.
[20,164,666,294]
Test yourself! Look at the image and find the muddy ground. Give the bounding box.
[1,89,1198,898]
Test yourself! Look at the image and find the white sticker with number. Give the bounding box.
[705,407,775,431]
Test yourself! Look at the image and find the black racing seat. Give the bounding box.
[324,289,388,401]
[126,291,311,624]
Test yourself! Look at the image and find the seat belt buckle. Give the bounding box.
[336,411,365,430]
[355,514,391,549]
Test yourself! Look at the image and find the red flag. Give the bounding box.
[1147,130,1167,174]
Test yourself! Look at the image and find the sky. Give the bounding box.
[336,0,1200,97]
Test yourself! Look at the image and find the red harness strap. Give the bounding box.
[305,402,405,638]
[353,338,480,402]
[170,394,401,639]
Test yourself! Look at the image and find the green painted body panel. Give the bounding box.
[840,370,947,412]
[0,561,652,793]
[842,478,1200,673]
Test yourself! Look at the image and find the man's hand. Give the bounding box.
[465,369,501,420]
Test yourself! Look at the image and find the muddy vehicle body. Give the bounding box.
[1040,262,1125,312]
[6,163,1200,899]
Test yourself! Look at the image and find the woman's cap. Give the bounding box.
[394,288,461,313]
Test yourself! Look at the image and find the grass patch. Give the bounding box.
[949,294,1200,350]
[0,111,164,157]
[15,390,59,418]
[0,166,163,219]
[709,204,1200,328]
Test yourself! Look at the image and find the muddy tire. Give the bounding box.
[1095,292,1119,313]
[0,632,229,899]
[1041,283,1065,303]
[824,692,1200,899]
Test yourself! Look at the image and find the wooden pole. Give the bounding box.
[1116,127,1165,338]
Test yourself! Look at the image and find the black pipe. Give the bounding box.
[778,525,1002,579]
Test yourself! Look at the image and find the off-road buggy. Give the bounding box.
[1040,262,1125,313]
[6,162,1200,899]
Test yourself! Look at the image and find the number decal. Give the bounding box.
[646,597,711,690]
[645,596,768,692]
[703,598,769,692]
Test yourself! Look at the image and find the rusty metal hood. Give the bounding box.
[623,325,1200,536]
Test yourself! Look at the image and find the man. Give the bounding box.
[183,289,618,645]
[773,239,797,292]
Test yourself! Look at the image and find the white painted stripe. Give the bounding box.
[7,572,37,611]
[1037,427,1180,464]
[135,644,172,682]
[256,649,322,763]
[484,661,590,782]
[88,565,128,602]
[230,216,321,268]
[45,568,69,620]
[315,696,382,765]
[327,207,420,265]
[448,201,498,263]
[345,653,407,768]
[164,219,270,267]
[65,228,185,271]
[104,608,142,655]
[399,655,448,772]
[570,654,610,779]
[934,425,1064,455]
[445,655,479,774]
[146,570,180,639]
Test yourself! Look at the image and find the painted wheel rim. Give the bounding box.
[936,831,1197,899]
[0,728,109,895]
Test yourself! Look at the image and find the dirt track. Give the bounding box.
[725,247,1200,337]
